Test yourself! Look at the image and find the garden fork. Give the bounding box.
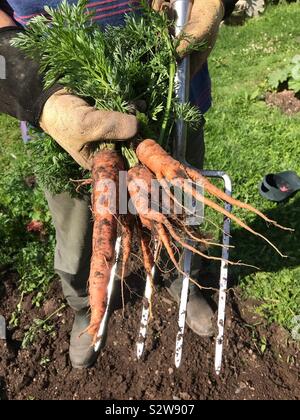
[94,0,232,375]
[136,0,233,375]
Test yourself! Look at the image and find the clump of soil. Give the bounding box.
[265,90,300,115]
[0,273,299,400]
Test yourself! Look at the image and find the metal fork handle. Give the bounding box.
[94,236,122,352]
[173,0,192,162]
[136,267,156,360]
[172,0,193,368]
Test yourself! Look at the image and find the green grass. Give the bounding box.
[0,115,55,310]
[205,3,300,331]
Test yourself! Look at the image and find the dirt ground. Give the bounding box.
[0,270,299,401]
[265,90,300,115]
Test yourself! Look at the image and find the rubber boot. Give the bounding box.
[69,308,99,369]
[167,277,214,337]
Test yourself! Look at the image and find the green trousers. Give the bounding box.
[46,125,205,311]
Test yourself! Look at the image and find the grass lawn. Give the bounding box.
[205,2,300,331]
[0,3,299,333]
[0,115,55,313]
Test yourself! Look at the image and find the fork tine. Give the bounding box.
[214,174,232,375]
[175,248,192,368]
[136,266,156,360]
[94,236,122,352]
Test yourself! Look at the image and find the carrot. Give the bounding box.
[70,178,92,193]
[120,214,134,281]
[139,215,152,231]
[186,167,292,231]
[139,227,154,275]
[136,139,186,180]
[128,165,175,221]
[87,149,124,341]
[159,177,232,249]
[181,181,286,257]
[127,165,157,231]
[177,220,230,249]
[127,165,236,265]
[136,139,288,229]
[128,166,183,267]
[156,223,217,292]
[155,223,193,282]
[127,165,171,231]
[136,139,288,256]
[156,223,180,271]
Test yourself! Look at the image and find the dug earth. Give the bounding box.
[0,276,299,400]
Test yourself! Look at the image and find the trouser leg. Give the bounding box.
[186,120,205,171]
[44,190,93,312]
[45,190,99,368]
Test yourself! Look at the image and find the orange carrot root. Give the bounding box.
[178,220,232,249]
[128,163,249,265]
[158,178,231,249]
[87,149,124,342]
[70,178,93,193]
[156,224,219,293]
[120,214,134,281]
[156,223,184,277]
[127,165,156,231]
[136,139,288,257]
[139,228,154,275]
[185,167,293,232]
[83,139,289,341]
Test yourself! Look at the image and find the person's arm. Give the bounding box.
[0,8,17,28]
[0,20,137,169]
[173,0,238,77]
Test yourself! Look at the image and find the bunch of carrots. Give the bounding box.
[85,140,290,341]
[12,1,291,342]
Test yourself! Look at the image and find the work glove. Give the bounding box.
[0,27,138,170]
[39,90,138,170]
[152,0,225,78]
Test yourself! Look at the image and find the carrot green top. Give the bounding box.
[0,0,212,113]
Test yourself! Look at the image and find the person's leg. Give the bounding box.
[166,119,214,336]
[45,190,97,368]
[186,120,205,170]
[45,190,92,310]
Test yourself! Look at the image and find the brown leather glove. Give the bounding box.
[39,89,138,170]
[152,0,225,78]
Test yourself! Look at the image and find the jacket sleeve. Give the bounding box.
[221,0,239,19]
[0,1,14,15]
[0,27,61,126]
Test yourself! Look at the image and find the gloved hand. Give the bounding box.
[39,90,138,170]
[0,27,138,170]
[152,0,225,78]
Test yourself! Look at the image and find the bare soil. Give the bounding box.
[0,272,299,400]
[265,90,300,115]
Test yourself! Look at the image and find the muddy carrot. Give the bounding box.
[87,149,124,341]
